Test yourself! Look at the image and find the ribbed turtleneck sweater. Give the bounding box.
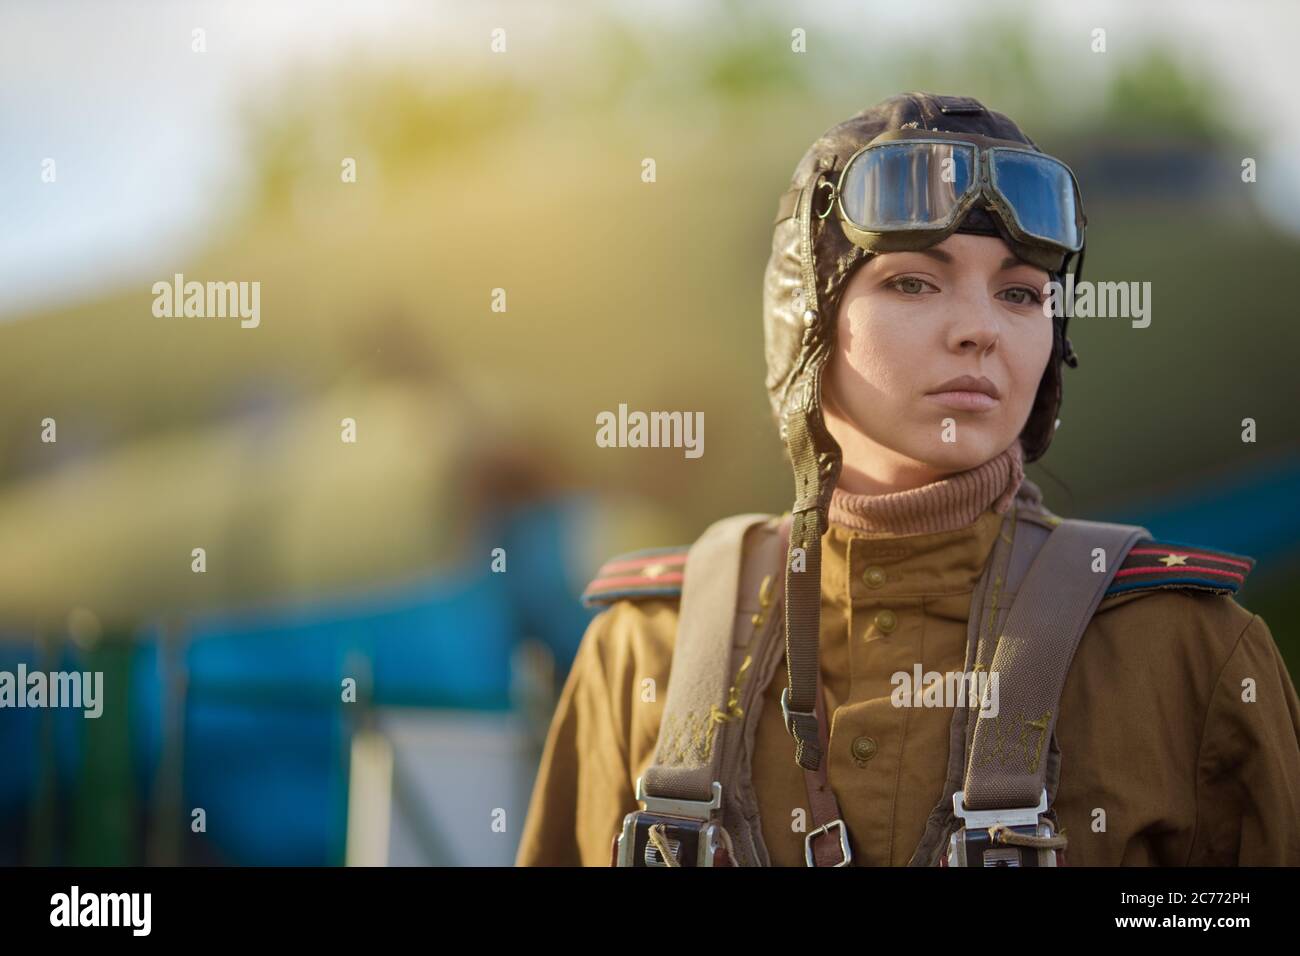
[827,441,1026,535]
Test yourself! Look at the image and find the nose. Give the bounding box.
[946,294,1001,357]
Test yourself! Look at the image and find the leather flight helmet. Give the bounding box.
[761,92,1083,771]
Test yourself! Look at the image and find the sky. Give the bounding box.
[2,0,1298,320]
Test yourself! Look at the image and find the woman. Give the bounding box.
[516,93,1300,866]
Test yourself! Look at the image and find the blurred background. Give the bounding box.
[1,0,1297,865]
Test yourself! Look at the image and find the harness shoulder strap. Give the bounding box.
[717,516,793,866]
[640,514,780,803]
[909,501,1148,865]
[635,512,792,866]
[960,516,1149,812]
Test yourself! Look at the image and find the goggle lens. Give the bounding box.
[988,149,1082,251]
[839,142,976,230]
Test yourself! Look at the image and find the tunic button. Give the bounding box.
[863,566,886,588]
[851,736,878,763]
[873,609,897,633]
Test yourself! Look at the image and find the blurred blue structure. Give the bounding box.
[1099,449,1300,571]
[0,495,595,866]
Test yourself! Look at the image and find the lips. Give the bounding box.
[927,375,1001,399]
[924,374,1002,412]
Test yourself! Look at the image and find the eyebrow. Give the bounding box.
[910,248,954,264]
[886,249,1043,273]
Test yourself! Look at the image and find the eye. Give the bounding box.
[999,285,1043,306]
[888,276,937,295]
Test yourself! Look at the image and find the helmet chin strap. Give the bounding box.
[781,158,843,772]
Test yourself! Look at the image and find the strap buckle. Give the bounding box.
[947,789,1058,867]
[634,776,722,821]
[616,779,730,867]
[780,686,815,736]
[951,788,1046,829]
[804,818,852,867]
[615,810,733,867]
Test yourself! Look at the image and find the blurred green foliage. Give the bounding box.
[1102,48,1225,138]
[1,9,1295,649]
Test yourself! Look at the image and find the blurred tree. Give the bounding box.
[1101,47,1225,138]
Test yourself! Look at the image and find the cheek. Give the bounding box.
[1010,320,1054,401]
[838,300,929,399]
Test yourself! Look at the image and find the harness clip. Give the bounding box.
[946,788,1061,867]
[613,778,732,867]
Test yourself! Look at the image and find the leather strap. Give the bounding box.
[802,668,850,865]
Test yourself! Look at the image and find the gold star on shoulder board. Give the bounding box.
[1158,553,1189,567]
[642,563,667,578]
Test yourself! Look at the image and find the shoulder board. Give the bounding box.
[582,545,689,608]
[1104,539,1256,598]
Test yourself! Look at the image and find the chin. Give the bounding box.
[905,433,1005,474]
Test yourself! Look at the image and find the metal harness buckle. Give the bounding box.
[780,686,815,736]
[614,778,730,867]
[634,778,722,820]
[805,818,852,867]
[947,788,1058,867]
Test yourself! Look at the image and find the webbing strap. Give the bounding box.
[907,504,1023,865]
[715,516,792,866]
[780,156,840,773]
[642,514,774,803]
[908,503,1147,864]
[964,509,1052,766]
[962,518,1148,810]
[784,485,826,770]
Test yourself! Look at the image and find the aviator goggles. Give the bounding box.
[778,129,1086,274]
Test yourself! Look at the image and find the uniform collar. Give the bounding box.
[820,443,1028,608]
[820,510,1008,608]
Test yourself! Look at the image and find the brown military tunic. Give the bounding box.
[516,501,1300,866]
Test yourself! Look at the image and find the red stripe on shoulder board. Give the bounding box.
[1105,540,1256,598]
[1126,547,1253,571]
[1114,565,1245,583]
[582,546,690,606]
[586,571,685,591]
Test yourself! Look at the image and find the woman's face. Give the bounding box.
[822,232,1054,492]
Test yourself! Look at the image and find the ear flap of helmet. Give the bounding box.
[1019,257,1082,464]
[1020,321,1065,463]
